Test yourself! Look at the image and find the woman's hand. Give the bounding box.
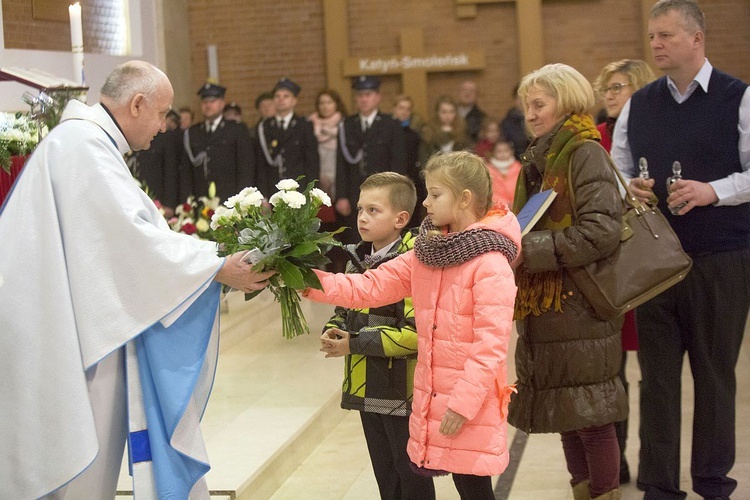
[439,408,468,436]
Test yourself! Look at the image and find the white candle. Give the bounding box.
[69,3,84,86]
[207,45,219,82]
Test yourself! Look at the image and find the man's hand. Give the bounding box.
[666,179,718,215]
[335,198,351,217]
[628,177,656,204]
[439,408,468,436]
[214,252,275,293]
[319,328,350,358]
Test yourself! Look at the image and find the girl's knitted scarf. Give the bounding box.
[414,208,518,268]
[511,114,600,320]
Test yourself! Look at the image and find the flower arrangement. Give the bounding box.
[0,112,41,173]
[167,182,221,239]
[210,178,342,339]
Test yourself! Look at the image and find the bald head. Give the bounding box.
[100,61,174,151]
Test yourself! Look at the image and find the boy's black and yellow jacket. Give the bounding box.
[325,230,418,417]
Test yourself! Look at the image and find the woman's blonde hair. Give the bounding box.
[518,63,596,118]
[593,59,657,97]
[422,151,493,218]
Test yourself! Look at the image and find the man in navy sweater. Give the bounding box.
[612,1,750,499]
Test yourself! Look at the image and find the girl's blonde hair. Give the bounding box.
[518,63,596,118]
[422,151,493,219]
[593,59,657,97]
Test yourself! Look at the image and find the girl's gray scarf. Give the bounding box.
[414,216,517,268]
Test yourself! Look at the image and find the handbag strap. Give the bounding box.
[567,140,650,222]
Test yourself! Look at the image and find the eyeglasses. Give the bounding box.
[597,83,631,96]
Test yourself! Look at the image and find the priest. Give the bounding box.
[0,61,272,499]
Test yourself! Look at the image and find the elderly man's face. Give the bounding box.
[130,81,173,151]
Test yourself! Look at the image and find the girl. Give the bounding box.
[419,96,472,166]
[306,151,520,500]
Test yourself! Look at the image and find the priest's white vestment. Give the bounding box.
[0,100,226,498]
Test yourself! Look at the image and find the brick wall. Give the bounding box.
[184,0,327,122]
[183,0,750,126]
[3,0,128,55]
[4,0,748,122]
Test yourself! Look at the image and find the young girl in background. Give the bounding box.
[419,96,472,165]
[486,139,522,208]
[473,118,501,161]
[306,151,520,500]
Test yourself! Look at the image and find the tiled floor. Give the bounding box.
[117,292,750,499]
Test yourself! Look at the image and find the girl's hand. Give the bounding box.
[439,408,467,436]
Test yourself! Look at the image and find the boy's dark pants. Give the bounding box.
[360,412,435,500]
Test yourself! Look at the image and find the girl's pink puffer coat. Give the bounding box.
[308,210,520,476]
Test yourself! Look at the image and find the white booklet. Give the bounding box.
[517,188,557,236]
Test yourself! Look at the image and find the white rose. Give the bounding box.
[239,186,261,197]
[224,193,242,208]
[280,190,307,209]
[310,188,332,207]
[5,129,25,141]
[268,192,282,207]
[275,179,300,191]
[240,189,264,209]
[210,206,231,229]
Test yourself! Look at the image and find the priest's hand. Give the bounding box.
[215,252,275,293]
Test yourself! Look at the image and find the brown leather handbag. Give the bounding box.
[567,147,693,320]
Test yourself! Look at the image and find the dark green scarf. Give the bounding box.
[513,114,600,319]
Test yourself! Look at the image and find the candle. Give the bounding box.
[207,45,219,82]
[69,3,84,86]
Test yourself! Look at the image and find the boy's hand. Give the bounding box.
[439,408,467,436]
[320,328,351,358]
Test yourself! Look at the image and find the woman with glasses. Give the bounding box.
[594,60,656,151]
[593,59,656,485]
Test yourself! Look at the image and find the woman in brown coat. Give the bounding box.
[508,63,628,500]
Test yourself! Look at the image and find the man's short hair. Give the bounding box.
[360,172,417,216]
[255,92,274,109]
[651,0,705,33]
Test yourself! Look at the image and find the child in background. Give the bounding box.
[308,151,520,500]
[319,172,435,500]
[486,139,522,208]
[473,118,501,161]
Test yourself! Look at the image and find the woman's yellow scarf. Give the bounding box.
[512,114,600,320]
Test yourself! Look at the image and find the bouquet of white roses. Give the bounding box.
[0,112,41,173]
[210,178,342,338]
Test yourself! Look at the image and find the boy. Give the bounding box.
[320,172,435,500]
